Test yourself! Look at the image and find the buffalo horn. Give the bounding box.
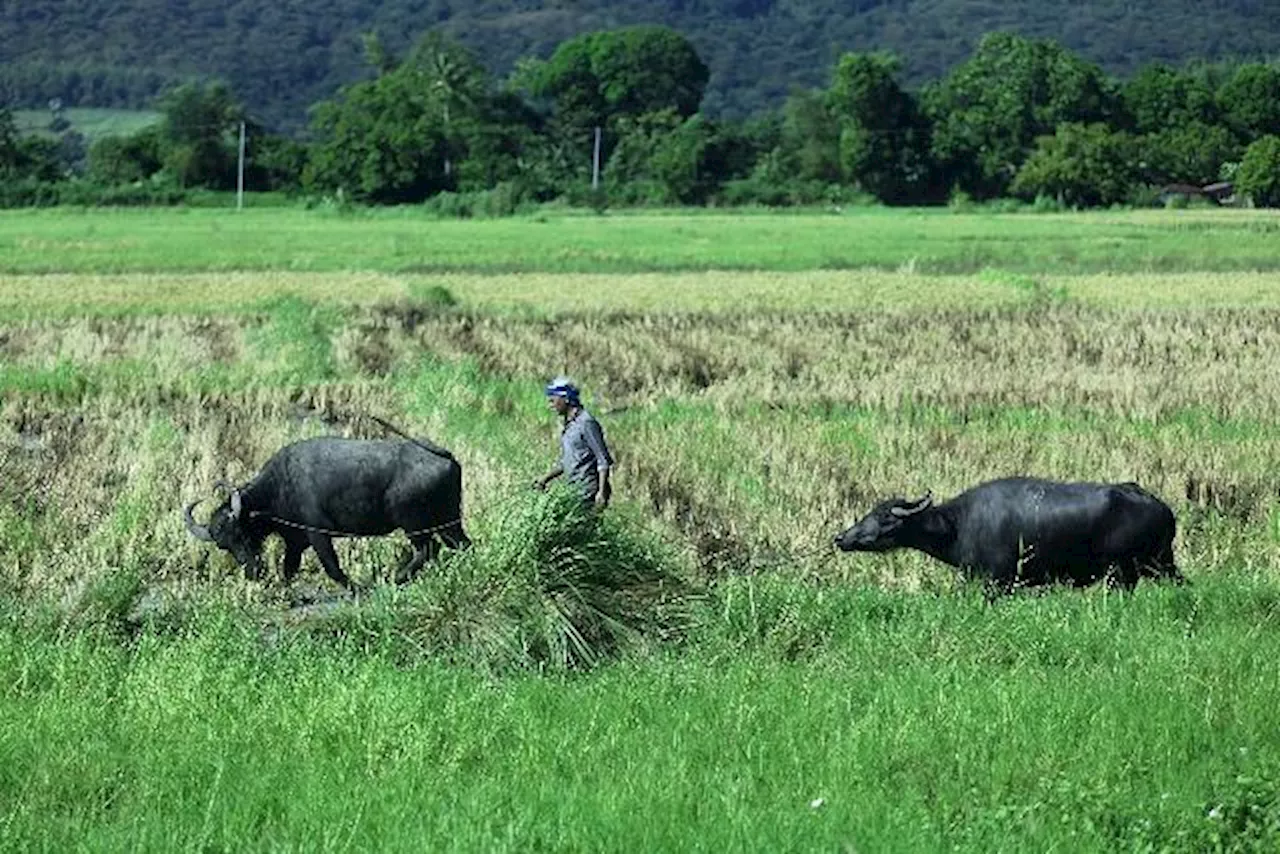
[890,492,934,518]
[184,501,214,542]
[229,488,243,520]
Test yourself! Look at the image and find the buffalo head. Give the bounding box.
[184,485,266,579]
[834,492,933,552]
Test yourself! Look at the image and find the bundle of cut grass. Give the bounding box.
[293,488,699,672]
[457,488,699,670]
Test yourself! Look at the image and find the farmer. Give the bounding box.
[533,377,614,508]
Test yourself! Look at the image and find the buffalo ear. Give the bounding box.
[229,488,243,521]
[890,492,933,518]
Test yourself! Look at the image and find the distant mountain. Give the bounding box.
[3,1,1278,132]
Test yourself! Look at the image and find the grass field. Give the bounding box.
[5,206,1280,275]
[2,206,1280,851]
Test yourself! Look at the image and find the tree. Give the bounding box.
[0,106,62,183]
[924,32,1122,198]
[1217,63,1280,140]
[305,32,533,204]
[826,52,936,203]
[1122,63,1219,134]
[404,32,490,178]
[606,109,732,205]
[305,71,452,204]
[157,81,245,189]
[87,126,164,184]
[526,26,709,134]
[778,88,841,184]
[1010,122,1140,207]
[1235,135,1280,207]
[0,107,22,179]
[1137,122,1240,185]
[248,134,309,192]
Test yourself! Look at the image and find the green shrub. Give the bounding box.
[1236,136,1280,207]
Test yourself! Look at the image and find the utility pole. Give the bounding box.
[236,121,246,211]
[591,126,602,191]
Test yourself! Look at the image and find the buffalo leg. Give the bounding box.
[1152,544,1186,584]
[1107,561,1140,592]
[281,539,307,583]
[438,520,472,551]
[306,532,352,588]
[394,535,440,585]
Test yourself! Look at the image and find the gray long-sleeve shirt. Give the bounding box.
[560,409,613,499]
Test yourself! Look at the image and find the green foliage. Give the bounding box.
[528,26,709,133]
[1123,62,1220,134]
[305,32,531,204]
[9,24,1280,211]
[778,89,841,185]
[925,32,1123,198]
[86,125,164,184]
[1138,121,1242,185]
[248,133,309,193]
[157,81,245,189]
[605,110,733,206]
[1011,122,1141,207]
[0,107,63,184]
[827,52,936,203]
[305,71,452,204]
[1218,63,1280,139]
[1235,136,1280,207]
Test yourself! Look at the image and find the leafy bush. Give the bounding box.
[1011,123,1141,208]
[0,175,189,208]
[1236,136,1280,208]
[419,182,536,218]
[715,175,875,208]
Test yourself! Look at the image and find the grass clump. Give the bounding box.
[290,490,698,673]
[470,489,698,670]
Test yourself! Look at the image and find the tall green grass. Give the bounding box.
[2,574,1278,852]
[4,207,1280,274]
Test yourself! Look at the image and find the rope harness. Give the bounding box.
[246,510,463,540]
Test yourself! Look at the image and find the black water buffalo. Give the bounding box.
[184,435,470,588]
[834,477,1182,592]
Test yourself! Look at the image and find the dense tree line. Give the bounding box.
[5,28,1280,209]
[4,0,1280,131]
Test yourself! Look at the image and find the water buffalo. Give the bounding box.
[184,435,470,588]
[833,477,1182,593]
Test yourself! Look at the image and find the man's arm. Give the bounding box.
[582,420,613,505]
[595,466,611,506]
[533,463,564,491]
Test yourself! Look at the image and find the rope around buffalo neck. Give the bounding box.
[245,510,462,539]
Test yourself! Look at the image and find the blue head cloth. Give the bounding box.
[545,376,580,406]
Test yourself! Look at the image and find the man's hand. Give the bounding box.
[532,477,548,492]
[594,491,609,508]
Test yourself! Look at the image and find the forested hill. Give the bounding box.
[3,0,1280,131]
